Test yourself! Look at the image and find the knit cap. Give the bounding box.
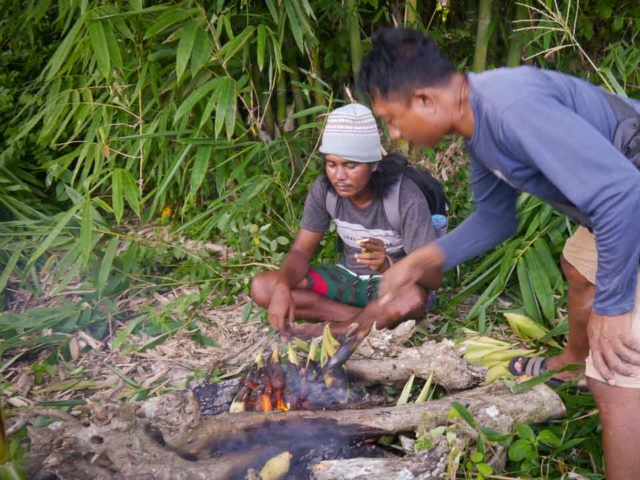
[319,104,382,163]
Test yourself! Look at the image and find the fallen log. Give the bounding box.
[346,340,484,390]
[24,382,565,479]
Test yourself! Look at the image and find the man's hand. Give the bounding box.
[379,243,446,303]
[588,312,640,385]
[268,283,295,336]
[355,238,389,273]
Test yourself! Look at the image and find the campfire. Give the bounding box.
[194,327,388,418]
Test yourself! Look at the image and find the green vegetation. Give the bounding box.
[0,0,638,478]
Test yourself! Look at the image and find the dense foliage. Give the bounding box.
[0,0,638,477]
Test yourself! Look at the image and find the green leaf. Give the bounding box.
[477,463,493,476]
[396,374,415,406]
[144,9,193,39]
[451,401,477,428]
[191,331,221,348]
[515,423,535,441]
[533,239,563,291]
[177,20,197,82]
[517,257,542,324]
[119,169,141,218]
[103,21,123,69]
[0,245,23,296]
[189,146,212,198]
[215,78,236,139]
[27,206,79,270]
[155,144,193,200]
[508,438,535,462]
[98,236,119,296]
[538,429,562,447]
[45,18,85,80]
[112,170,124,224]
[89,19,111,79]
[525,249,555,323]
[219,26,255,64]
[190,28,212,77]
[470,451,484,463]
[174,78,223,124]
[257,25,267,71]
[80,199,93,265]
[284,0,304,51]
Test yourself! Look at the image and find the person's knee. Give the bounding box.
[249,271,277,307]
[561,255,593,290]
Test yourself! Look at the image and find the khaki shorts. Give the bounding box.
[563,227,640,388]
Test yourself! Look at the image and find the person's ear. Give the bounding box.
[370,162,379,172]
[413,88,437,114]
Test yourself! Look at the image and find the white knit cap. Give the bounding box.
[319,104,383,163]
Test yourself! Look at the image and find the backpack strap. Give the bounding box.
[382,176,403,233]
[325,187,338,218]
[604,92,640,168]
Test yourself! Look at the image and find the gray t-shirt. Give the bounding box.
[301,176,436,275]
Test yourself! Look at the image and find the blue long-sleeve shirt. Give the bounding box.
[436,67,640,316]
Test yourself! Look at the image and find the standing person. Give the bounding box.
[250,103,437,339]
[357,27,640,480]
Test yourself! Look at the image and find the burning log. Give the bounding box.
[23,382,564,479]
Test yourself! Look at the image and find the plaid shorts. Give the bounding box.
[306,265,380,308]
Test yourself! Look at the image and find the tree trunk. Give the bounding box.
[346,339,484,390]
[473,0,493,72]
[23,383,565,480]
[288,54,307,126]
[506,1,529,67]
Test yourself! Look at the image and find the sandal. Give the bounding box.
[508,356,589,391]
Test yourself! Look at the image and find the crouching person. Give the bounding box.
[250,104,437,338]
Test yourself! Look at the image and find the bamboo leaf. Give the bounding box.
[176,20,197,82]
[45,18,85,80]
[80,198,93,265]
[98,236,119,296]
[0,245,24,296]
[451,401,477,428]
[112,170,124,224]
[190,28,212,77]
[174,78,223,124]
[103,20,123,70]
[525,249,555,323]
[155,144,193,200]
[190,146,212,198]
[27,205,79,270]
[120,169,141,218]
[89,19,111,79]
[533,238,564,292]
[257,25,267,71]
[219,26,255,63]
[284,0,304,51]
[517,257,542,324]
[215,78,236,139]
[143,9,193,39]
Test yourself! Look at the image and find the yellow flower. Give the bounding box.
[161,206,173,220]
[252,237,260,246]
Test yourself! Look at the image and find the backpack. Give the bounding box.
[324,152,449,234]
[549,92,640,228]
[606,92,640,168]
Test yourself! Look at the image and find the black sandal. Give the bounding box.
[508,356,588,391]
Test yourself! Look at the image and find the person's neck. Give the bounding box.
[448,73,475,140]
[348,186,375,209]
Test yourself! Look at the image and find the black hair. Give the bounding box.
[358,27,455,101]
[321,152,407,199]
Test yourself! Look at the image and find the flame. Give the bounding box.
[258,394,273,412]
[275,389,288,411]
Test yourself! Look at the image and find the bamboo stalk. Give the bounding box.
[345,0,362,81]
[506,1,529,67]
[276,69,287,130]
[288,54,307,126]
[473,0,493,72]
[404,0,419,26]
